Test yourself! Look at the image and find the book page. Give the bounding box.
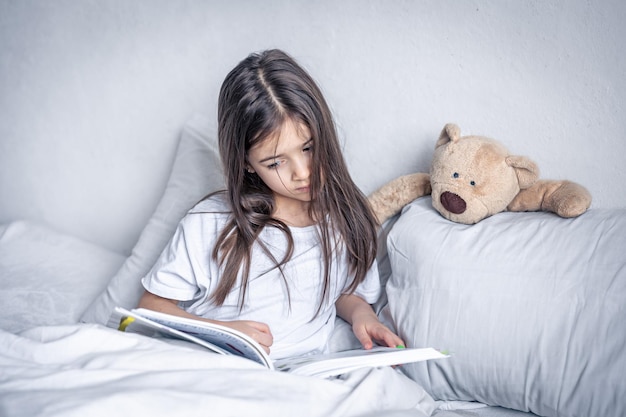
[273,346,447,379]
[114,307,273,369]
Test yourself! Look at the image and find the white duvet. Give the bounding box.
[0,219,536,417]
[0,324,436,417]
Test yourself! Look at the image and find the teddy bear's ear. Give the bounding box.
[506,155,540,189]
[435,123,461,149]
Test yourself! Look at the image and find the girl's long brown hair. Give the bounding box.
[211,49,378,315]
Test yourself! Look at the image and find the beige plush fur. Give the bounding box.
[368,123,592,224]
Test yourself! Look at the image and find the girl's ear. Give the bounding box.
[246,166,255,174]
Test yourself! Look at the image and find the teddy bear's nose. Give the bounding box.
[440,191,466,214]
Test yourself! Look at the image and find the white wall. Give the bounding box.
[1,0,625,254]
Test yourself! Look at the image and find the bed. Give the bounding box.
[1,114,624,417]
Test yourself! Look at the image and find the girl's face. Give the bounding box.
[247,119,313,220]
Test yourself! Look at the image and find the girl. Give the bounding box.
[138,49,404,360]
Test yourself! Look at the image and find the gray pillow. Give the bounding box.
[81,114,224,325]
[382,196,626,417]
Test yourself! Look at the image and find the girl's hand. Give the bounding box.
[217,320,274,354]
[335,294,405,350]
[350,313,404,350]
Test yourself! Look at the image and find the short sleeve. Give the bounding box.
[350,259,382,304]
[141,219,203,301]
[142,196,229,302]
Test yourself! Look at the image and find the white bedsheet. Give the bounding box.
[0,324,436,417]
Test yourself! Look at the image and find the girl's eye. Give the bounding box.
[452,172,459,178]
[303,145,313,153]
[267,160,282,169]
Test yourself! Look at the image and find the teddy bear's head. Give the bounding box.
[430,123,539,224]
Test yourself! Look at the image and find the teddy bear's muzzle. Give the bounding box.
[440,191,466,214]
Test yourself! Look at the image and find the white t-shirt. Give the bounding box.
[142,195,381,360]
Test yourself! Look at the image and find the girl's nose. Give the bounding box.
[292,157,310,181]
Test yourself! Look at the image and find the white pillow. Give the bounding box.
[0,221,125,332]
[382,197,626,417]
[81,114,224,325]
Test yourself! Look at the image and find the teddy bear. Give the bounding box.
[368,123,592,225]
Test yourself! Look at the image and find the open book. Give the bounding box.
[109,307,448,379]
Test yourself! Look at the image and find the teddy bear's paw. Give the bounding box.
[368,173,431,224]
[549,181,592,218]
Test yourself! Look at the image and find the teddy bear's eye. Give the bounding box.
[452,172,459,179]
[470,180,476,186]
